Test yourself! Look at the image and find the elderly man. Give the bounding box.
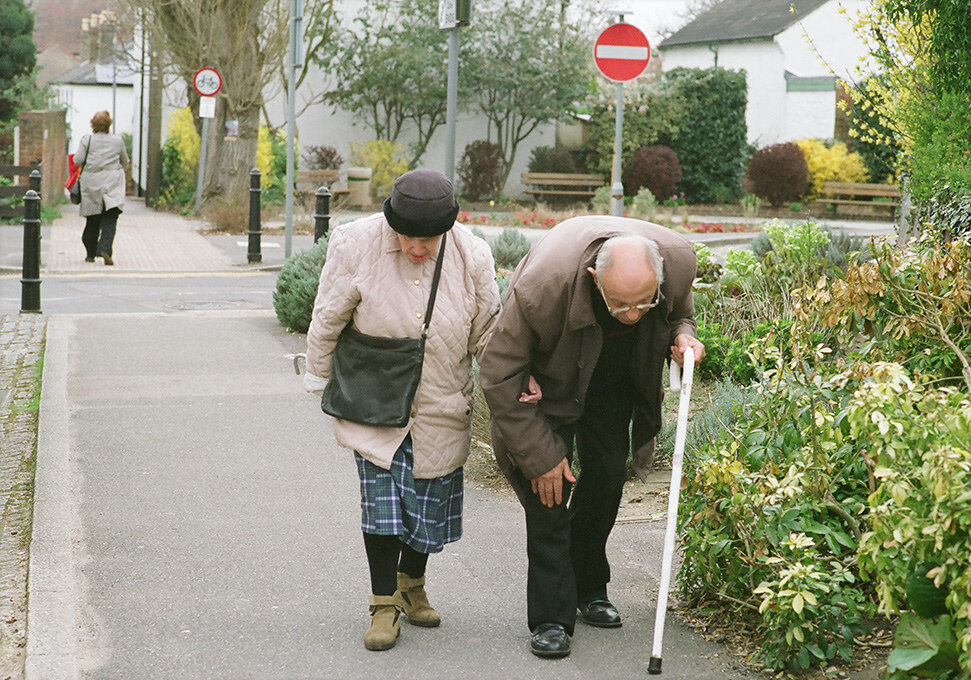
[479,216,704,658]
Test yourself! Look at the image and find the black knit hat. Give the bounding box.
[383,169,459,237]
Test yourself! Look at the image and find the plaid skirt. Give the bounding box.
[354,435,463,554]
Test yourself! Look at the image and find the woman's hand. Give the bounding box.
[518,375,542,404]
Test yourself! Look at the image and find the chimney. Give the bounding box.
[80,19,91,63]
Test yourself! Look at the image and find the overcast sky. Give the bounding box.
[597,0,700,47]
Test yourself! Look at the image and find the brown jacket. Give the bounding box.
[479,216,697,484]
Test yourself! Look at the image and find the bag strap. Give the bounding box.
[420,232,448,338]
[78,135,91,175]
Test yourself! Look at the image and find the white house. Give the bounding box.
[50,55,137,151]
[658,0,869,148]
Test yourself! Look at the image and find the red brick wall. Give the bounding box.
[18,110,67,206]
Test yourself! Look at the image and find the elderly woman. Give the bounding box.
[74,110,128,265]
[304,169,500,651]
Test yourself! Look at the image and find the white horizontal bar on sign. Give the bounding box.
[596,45,649,60]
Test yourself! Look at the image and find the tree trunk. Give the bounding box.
[202,102,259,204]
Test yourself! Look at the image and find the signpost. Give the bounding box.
[193,67,222,214]
[440,0,471,182]
[594,18,650,216]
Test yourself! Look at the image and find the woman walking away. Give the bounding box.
[303,169,500,651]
[75,110,128,265]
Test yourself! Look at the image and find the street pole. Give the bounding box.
[610,10,628,218]
[611,80,624,217]
[285,0,303,259]
[444,27,459,182]
[194,117,210,214]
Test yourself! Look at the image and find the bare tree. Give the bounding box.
[114,0,335,204]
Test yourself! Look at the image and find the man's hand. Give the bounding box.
[518,375,543,404]
[530,458,576,508]
[671,333,705,367]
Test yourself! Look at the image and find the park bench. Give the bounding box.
[295,169,349,206]
[521,172,605,203]
[817,181,901,217]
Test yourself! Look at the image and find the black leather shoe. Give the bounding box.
[530,623,571,658]
[578,599,622,628]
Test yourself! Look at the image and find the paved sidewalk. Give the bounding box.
[28,311,767,680]
[46,200,233,274]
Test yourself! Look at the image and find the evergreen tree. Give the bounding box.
[0,0,37,121]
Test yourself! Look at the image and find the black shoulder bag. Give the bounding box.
[321,233,447,427]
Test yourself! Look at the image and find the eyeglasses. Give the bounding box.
[596,280,661,316]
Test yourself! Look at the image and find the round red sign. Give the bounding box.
[593,23,651,83]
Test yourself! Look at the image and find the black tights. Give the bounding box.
[362,533,430,596]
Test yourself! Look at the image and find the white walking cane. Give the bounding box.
[648,346,695,675]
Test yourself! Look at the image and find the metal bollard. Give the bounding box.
[20,190,41,313]
[314,186,331,242]
[247,167,262,264]
[29,169,41,194]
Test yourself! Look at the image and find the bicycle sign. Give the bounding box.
[193,67,223,97]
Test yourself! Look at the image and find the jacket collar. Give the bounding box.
[382,219,443,262]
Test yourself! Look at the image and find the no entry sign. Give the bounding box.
[594,23,651,82]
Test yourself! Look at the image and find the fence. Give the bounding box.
[0,165,41,219]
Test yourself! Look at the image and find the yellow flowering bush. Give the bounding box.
[350,140,409,200]
[160,107,200,205]
[796,139,869,197]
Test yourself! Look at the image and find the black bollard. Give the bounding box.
[314,186,331,242]
[247,168,262,264]
[29,169,41,195]
[20,190,41,313]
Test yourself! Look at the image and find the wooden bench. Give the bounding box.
[295,169,349,205]
[521,172,605,202]
[817,181,901,216]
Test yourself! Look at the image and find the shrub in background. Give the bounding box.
[350,140,409,200]
[796,138,868,197]
[584,79,686,178]
[303,145,344,170]
[662,67,749,203]
[258,125,289,203]
[591,184,611,212]
[745,142,810,208]
[846,76,901,183]
[491,227,530,271]
[160,107,199,206]
[273,237,328,333]
[631,187,658,219]
[655,378,754,464]
[622,145,682,200]
[693,242,721,283]
[527,145,578,174]
[457,140,502,202]
[914,180,971,241]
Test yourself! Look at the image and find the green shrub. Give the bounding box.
[662,67,749,203]
[491,227,530,270]
[693,242,721,283]
[711,184,737,204]
[654,378,754,465]
[694,321,759,384]
[631,186,658,219]
[914,179,971,241]
[527,145,577,173]
[591,184,611,212]
[273,237,328,333]
[846,76,901,183]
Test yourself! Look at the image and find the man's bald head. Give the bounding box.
[594,235,663,293]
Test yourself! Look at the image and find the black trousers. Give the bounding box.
[518,385,633,635]
[82,207,121,258]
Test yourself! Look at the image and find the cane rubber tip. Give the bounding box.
[648,657,662,674]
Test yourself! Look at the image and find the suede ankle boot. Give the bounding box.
[396,572,441,627]
[364,594,402,651]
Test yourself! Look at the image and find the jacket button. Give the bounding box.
[574,398,580,404]
[414,279,421,286]
[416,312,422,319]
[578,360,584,368]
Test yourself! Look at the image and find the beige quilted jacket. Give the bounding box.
[304,213,500,478]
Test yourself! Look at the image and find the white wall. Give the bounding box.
[660,40,786,147]
[783,89,836,140]
[777,0,870,80]
[53,83,136,153]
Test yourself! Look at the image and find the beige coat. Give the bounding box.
[75,133,128,217]
[305,213,500,478]
[479,216,698,487]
